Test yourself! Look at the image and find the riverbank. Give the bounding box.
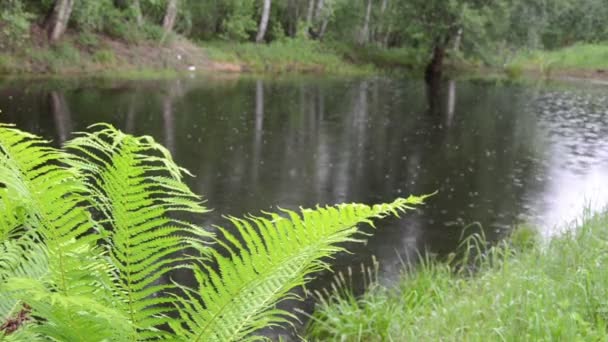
[0,30,405,77]
[3,30,608,83]
[306,212,608,340]
[501,44,608,82]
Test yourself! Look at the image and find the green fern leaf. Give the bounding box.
[0,124,120,340]
[65,124,211,339]
[172,196,427,342]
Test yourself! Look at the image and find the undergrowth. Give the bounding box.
[204,39,377,74]
[504,43,608,78]
[307,213,608,341]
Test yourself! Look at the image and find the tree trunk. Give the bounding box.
[425,44,446,83]
[314,0,325,21]
[375,0,389,45]
[453,28,463,52]
[287,0,297,37]
[46,0,74,42]
[256,0,272,43]
[358,0,373,45]
[318,18,329,39]
[133,0,144,27]
[162,0,178,32]
[306,0,315,25]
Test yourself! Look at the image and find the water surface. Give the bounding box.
[2,75,608,335]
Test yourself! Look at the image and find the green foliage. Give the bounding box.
[71,0,116,32]
[511,44,608,71]
[77,31,100,49]
[206,39,375,74]
[93,49,116,65]
[0,55,19,75]
[0,0,34,51]
[307,213,608,340]
[30,42,82,73]
[221,0,258,41]
[0,123,425,340]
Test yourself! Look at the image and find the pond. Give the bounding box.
[2,75,608,336]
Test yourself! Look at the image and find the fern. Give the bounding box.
[171,198,424,341]
[65,125,210,340]
[0,123,428,341]
[0,123,120,340]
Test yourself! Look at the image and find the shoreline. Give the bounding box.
[2,33,608,84]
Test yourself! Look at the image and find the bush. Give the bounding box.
[93,49,116,65]
[0,0,33,51]
[0,54,18,74]
[77,31,100,49]
[71,0,114,31]
[29,43,81,73]
[504,63,524,79]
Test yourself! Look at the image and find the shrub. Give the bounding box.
[0,0,33,51]
[504,63,524,79]
[0,123,425,340]
[0,54,18,74]
[77,31,100,49]
[93,49,116,65]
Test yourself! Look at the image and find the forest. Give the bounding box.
[2,0,608,76]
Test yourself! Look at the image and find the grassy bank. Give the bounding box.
[203,39,421,75]
[503,43,608,80]
[0,28,419,77]
[0,29,213,78]
[306,212,608,341]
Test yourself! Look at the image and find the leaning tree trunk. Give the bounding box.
[162,0,178,33]
[46,0,74,42]
[358,0,373,45]
[256,0,272,43]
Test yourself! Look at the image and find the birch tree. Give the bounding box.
[162,0,178,33]
[358,0,373,44]
[256,0,272,43]
[46,0,74,42]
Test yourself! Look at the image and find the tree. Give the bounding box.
[256,0,272,42]
[163,0,179,33]
[391,0,489,80]
[358,0,373,44]
[46,0,74,42]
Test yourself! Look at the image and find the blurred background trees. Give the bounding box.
[1,0,607,72]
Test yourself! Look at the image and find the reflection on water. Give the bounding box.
[1,76,608,335]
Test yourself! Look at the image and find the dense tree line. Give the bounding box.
[1,0,607,72]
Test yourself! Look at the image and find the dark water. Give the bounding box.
[2,76,608,335]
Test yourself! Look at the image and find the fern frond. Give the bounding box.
[65,124,211,338]
[1,277,133,341]
[0,124,119,339]
[0,123,102,293]
[172,196,427,342]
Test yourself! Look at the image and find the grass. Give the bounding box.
[504,43,608,78]
[204,39,386,75]
[306,211,608,341]
[204,39,427,75]
[331,42,425,70]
